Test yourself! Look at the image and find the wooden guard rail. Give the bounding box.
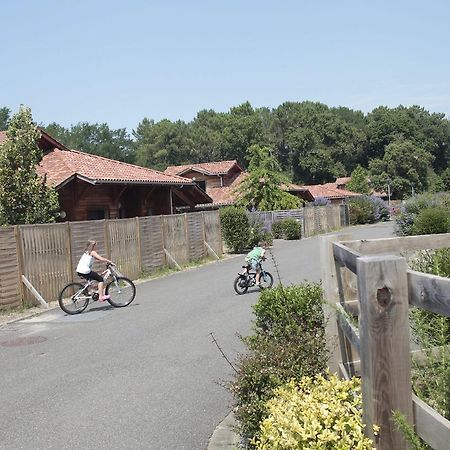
[321,232,450,450]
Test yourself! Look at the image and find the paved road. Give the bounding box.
[0,222,394,450]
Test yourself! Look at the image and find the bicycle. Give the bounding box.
[58,263,136,315]
[233,262,274,295]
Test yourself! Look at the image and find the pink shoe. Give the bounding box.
[100,295,110,302]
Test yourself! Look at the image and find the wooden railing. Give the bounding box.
[321,233,450,450]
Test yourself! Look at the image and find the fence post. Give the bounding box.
[320,233,353,375]
[357,255,413,450]
[136,217,143,275]
[14,225,25,306]
[66,222,73,283]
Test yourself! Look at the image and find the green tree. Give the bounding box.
[347,165,370,194]
[0,106,59,225]
[441,167,450,191]
[44,122,135,163]
[369,139,434,199]
[134,118,194,170]
[236,145,300,211]
[0,107,11,131]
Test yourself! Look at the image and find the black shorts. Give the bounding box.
[77,271,103,282]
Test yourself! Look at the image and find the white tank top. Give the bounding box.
[76,253,94,274]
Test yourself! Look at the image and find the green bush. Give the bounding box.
[271,218,301,240]
[395,192,450,236]
[231,332,328,444]
[411,207,450,235]
[348,196,376,224]
[231,283,327,445]
[281,217,301,240]
[271,221,284,239]
[219,206,250,252]
[247,215,266,248]
[409,248,450,420]
[253,374,377,450]
[253,283,324,337]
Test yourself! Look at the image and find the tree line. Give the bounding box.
[1,101,449,199]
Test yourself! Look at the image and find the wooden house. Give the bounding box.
[0,130,212,221]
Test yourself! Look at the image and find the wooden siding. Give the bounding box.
[0,227,21,308]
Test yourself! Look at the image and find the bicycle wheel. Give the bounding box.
[106,277,136,307]
[59,283,90,315]
[234,275,249,295]
[260,271,274,289]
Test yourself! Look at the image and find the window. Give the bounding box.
[87,209,109,220]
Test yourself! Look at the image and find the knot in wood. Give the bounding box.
[376,286,391,307]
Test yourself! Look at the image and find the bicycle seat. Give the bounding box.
[242,265,250,269]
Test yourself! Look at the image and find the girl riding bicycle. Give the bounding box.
[76,240,114,302]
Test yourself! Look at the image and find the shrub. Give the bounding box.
[312,196,330,206]
[231,332,328,444]
[347,195,376,224]
[271,221,284,239]
[231,283,328,444]
[253,374,377,450]
[271,218,301,240]
[395,192,450,236]
[411,207,450,235]
[247,215,266,248]
[281,217,301,240]
[219,206,250,252]
[371,196,390,221]
[409,248,450,420]
[253,283,324,337]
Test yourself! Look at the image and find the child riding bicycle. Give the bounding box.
[76,240,114,302]
[243,241,268,287]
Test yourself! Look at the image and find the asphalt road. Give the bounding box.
[0,222,394,450]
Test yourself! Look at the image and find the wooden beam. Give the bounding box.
[357,254,413,450]
[336,303,361,353]
[343,233,450,255]
[333,241,361,274]
[21,276,48,308]
[413,394,450,450]
[408,270,450,317]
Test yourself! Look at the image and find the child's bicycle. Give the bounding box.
[233,262,274,295]
[58,263,136,315]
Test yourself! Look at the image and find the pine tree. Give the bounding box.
[0,106,59,225]
[236,145,300,211]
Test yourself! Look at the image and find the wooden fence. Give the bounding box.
[249,204,349,238]
[0,211,222,309]
[321,232,450,450]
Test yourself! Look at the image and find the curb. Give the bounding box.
[207,411,240,449]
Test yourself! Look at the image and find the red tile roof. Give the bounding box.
[37,148,197,188]
[202,172,248,206]
[299,183,361,199]
[164,160,242,176]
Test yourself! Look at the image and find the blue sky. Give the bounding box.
[1,0,449,132]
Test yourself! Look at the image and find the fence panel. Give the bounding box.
[108,218,141,280]
[204,210,223,256]
[186,212,205,261]
[20,223,72,302]
[139,216,165,273]
[0,227,21,308]
[163,215,189,266]
[69,220,107,279]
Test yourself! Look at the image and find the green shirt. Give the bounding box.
[246,246,265,263]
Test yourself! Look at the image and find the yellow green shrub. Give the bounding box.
[253,372,377,450]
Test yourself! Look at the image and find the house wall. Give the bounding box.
[58,180,172,221]
[180,167,241,190]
